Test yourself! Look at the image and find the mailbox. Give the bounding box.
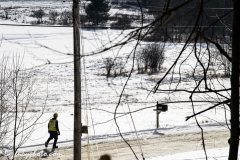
[82,125,88,134]
[157,104,168,112]
[154,102,168,128]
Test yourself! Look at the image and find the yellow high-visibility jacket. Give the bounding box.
[48,118,60,133]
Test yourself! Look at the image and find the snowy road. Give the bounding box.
[8,129,229,160]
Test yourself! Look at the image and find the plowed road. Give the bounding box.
[7,129,230,160]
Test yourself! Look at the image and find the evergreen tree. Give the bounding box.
[85,0,110,25]
[142,0,148,6]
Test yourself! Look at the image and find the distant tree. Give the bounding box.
[3,7,11,19]
[85,0,110,25]
[142,0,148,6]
[80,15,87,26]
[60,10,72,25]
[111,14,132,28]
[32,9,46,24]
[49,10,59,24]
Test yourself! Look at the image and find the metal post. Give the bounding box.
[156,102,161,128]
[73,0,81,159]
[156,102,158,128]
[157,111,161,128]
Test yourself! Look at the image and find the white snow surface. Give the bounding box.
[0,1,236,159]
[150,147,231,160]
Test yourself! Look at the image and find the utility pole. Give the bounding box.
[73,0,81,160]
[228,0,240,159]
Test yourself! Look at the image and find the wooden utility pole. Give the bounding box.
[228,0,240,159]
[73,0,81,160]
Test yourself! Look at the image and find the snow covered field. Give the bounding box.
[0,1,235,159]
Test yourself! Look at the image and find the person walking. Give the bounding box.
[45,113,60,148]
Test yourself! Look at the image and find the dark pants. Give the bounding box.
[46,131,58,147]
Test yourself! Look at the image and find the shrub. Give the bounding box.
[137,43,165,73]
[103,57,114,78]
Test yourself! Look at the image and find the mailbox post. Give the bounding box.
[153,102,168,128]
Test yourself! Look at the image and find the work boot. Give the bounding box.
[45,142,48,147]
[53,139,58,148]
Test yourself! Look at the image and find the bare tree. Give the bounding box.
[104,57,115,78]
[60,10,72,25]
[145,1,237,159]
[3,7,10,19]
[32,8,46,24]
[0,57,12,150]
[90,0,236,159]
[0,55,46,159]
[228,1,240,159]
[211,45,231,77]
[49,10,59,24]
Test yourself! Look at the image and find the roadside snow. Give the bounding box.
[151,147,233,160]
